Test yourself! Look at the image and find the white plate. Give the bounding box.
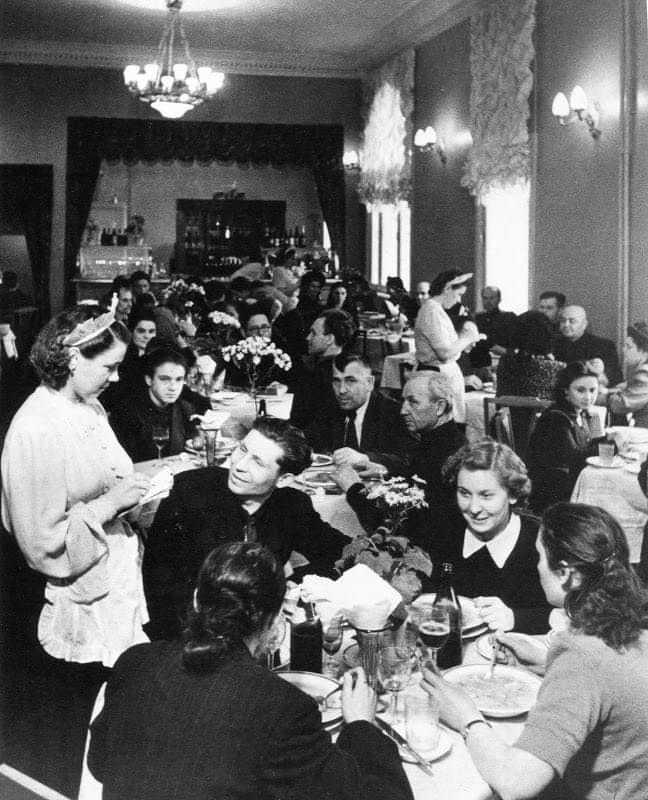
[411,594,482,631]
[277,672,342,726]
[443,664,541,718]
[398,727,453,764]
[299,469,337,489]
[311,453,334,468]
[586,456,624,469]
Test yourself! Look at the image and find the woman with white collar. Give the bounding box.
[429,438,551,634]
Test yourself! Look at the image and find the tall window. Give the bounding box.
[482,181,530,313]
[367,201,411,288]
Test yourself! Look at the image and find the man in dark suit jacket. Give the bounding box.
[143,417,348,639]
[552,305,623,386]
[305,353,412,475]
[109,346,199,462]
[334,371,466,546]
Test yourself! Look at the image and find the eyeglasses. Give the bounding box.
[248,324,272,335]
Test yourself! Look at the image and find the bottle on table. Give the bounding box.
[433,562,463,669]
[257,398,267,417]
[290,600,322,673]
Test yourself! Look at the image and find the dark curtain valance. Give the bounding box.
[65,117,346,303]
[0,164,53,321]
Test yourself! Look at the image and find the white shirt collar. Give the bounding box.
[462,513,521,568]
[352,395,371,443]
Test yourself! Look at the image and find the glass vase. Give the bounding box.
[351,625,391,688]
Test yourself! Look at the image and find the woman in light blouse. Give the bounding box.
[1,307,151,796]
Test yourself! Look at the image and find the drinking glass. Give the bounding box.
[152,424,170,461]
[377,645,415,724]
[416,605,450,670]
[405,694,440,757]
[264,614,287,671]
[321,612,344,679]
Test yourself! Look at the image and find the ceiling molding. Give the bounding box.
[357,0,480,72]
[0,39,362,79]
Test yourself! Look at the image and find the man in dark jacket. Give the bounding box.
[305,354,412,475]
[143,417,348,639]
[109,346,199,462]
[334,371,465,546]
[552,305,623,386]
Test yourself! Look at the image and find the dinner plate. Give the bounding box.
[185,439,203,455]
[586,456,624,469]
[298,469,338,489]
[443,664,541,718]
[277,672,342,726]
[410,594,482,632]
[311,453,334,468]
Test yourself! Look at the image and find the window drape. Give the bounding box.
[64,118,345,304]
[0,164,53,321]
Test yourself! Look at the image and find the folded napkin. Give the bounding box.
[140,467,173,504]
[193,409,230,430]
[195,354,217,378]
[301,564,402,631]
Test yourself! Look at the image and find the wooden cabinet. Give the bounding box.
[175,199,286,275]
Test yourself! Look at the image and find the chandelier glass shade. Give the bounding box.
[123,0,225,119]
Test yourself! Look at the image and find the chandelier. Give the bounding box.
[123,0,225,120]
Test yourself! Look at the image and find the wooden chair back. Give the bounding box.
[483,395,551,460]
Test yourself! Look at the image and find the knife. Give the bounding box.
[375,717,435,777]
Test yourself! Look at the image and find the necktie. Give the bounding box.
[343,409,359,449]
[243,514,257,543]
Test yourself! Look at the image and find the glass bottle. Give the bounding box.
[290,601,322,673]
[433,562,463,669]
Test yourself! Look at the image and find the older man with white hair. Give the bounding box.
[334,372,466,544]
[552,304,623,386]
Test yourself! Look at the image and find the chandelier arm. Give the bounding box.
[167,10,177,78]
[178,19,198,80]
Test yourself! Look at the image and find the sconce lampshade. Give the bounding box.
[569,85,588,112]
[551,92,570,119]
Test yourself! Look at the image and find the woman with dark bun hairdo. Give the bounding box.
[423,502,648,800]
[1,307,152,796]
[89,542,413,800]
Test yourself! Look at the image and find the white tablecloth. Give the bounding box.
[571,463,647,561]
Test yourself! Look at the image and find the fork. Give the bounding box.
[489,635,500,678]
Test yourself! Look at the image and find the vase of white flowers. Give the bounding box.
[221,336,292,412]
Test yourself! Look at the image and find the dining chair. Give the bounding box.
[483,395,551,460]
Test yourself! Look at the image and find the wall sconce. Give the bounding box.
[551,86,601,139]
[414,126,447,165]
[342,150,360,172]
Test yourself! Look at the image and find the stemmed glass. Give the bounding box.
[377,645,415,724]
[321,613,344,680]
[264,614,287,671]
[152,424,170,462]
[416,605,450,670]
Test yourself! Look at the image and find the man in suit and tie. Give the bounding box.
[305,353,412,475]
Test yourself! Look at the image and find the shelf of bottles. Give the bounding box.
[176,199,293,276]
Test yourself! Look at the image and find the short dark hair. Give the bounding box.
[430,269,470,296]
[143,345,187,378]
[252,417,312,476]
[442,437,531,502]
[627,322,648,353]
[332,352,372,374]
[182,542,285,673]
[129,270,149,284]
[129,307,157,330]
[553,361,599,404]
[30,308,130,390]
[300,270,325,290]
[541,502,648,650]
[320,309,356,349]
[539,291,566,307]
[109,275,132,293]
[510,310,554,356]
[230,276,252,294]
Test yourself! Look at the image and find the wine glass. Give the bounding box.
[416,605,450,670]
[377,645,415,724]
[152,424,170,461]
[321,612,344,680]
[264,614,287,671]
